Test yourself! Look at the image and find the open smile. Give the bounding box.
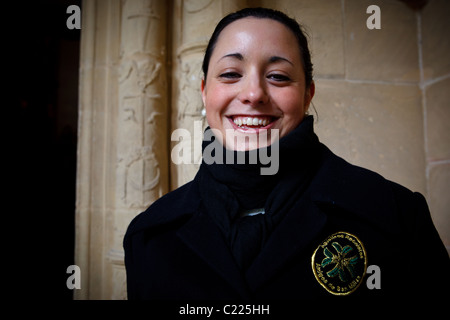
[228,115,278,130]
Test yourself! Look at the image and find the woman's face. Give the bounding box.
[202,17,315,151]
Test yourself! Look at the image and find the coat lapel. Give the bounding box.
[245,195,327,292]
[176,210,251,299]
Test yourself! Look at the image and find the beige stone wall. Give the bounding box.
[421,0,450,257]
[75,0,449,299]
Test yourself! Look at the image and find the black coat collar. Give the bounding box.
[127,143,399,236]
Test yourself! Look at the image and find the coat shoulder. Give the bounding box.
[124,179,200,238]
[312,144,426,234]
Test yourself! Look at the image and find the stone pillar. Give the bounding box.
[113,0,169,299]
[75,0,121,300]
[75,0,169,299]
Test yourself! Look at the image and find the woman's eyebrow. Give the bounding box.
[220,52,244,61]
[219,53,293,66]
[269,56,293,66]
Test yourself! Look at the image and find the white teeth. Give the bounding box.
[233,116,273,128]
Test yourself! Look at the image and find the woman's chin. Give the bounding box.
[224,131,275,151]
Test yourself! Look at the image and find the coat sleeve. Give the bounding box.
[407,192,449,299]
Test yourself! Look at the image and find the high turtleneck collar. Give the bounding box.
[200,116,319,210]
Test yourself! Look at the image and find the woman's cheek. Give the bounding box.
[277,94,306,137]
[205,88,232,121]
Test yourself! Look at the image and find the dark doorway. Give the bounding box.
[10,0,80,299]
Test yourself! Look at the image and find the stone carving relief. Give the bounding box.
[117,0,167,209]
[172,51,208,186]
[178,56,204,121]
[120,0,163,56]
[108,0,169,299]
[118,55,165,208]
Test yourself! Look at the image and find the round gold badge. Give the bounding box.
[311,231,367,295]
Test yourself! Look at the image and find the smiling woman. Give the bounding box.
[123,7,449,302]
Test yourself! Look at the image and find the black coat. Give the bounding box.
[124,143,449,302]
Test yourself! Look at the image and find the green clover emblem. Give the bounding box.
[321,242,359,282]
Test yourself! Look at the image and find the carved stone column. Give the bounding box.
[116,0,168,211]
[113,0,169,299]
[75,0,169,299]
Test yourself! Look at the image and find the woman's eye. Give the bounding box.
[268,74,290,82]
[219,72,241,79]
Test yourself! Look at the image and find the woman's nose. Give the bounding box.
[238,75,269,106]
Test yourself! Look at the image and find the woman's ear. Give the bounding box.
[304,81,315,112]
